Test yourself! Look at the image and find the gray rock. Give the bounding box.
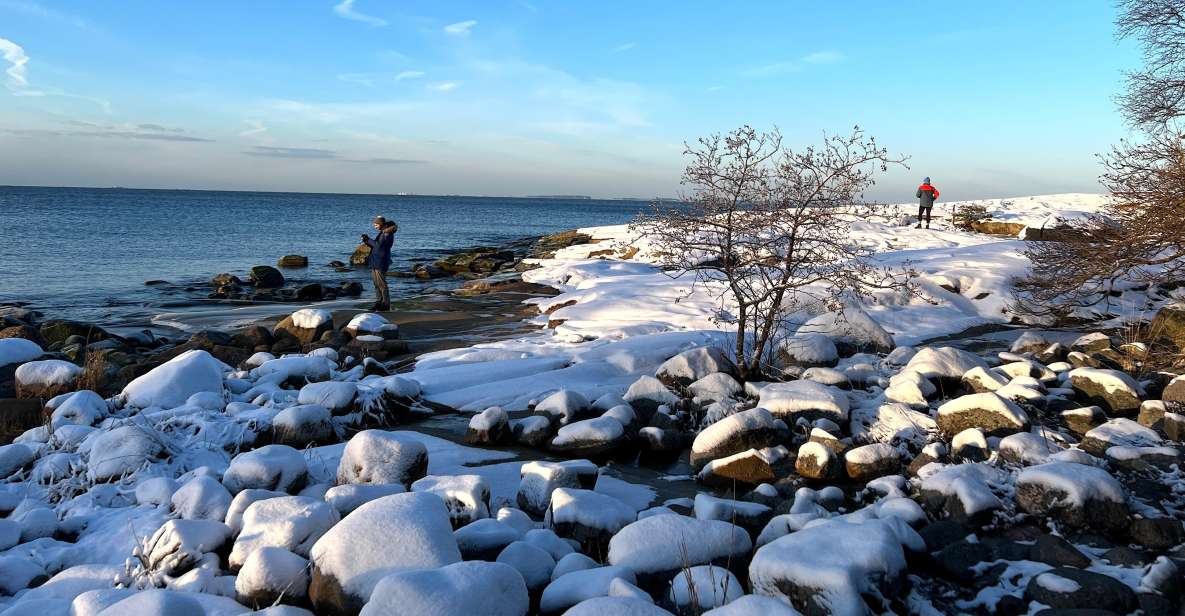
[1024,567,1136,614]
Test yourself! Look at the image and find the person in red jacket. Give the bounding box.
[916,177,940,229]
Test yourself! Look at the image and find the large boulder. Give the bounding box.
[798,307,895,355]
[918,463,1006,525]
[360,561,528,616]
[776,334,839,369]
[936,392,1029,437]
[749,517,923,616]
[690,408,787,469]
[698,446,789,487]
[119,350,227,409]
[655,346,737,387]
[1068,367,1144,416]
[336,430,428,486]
[0,339,44,368]
[308,493,461,616]
[844,443,901,482]
[1015,462,1128,533]
[608,514,751,594]
[904,347,990,391]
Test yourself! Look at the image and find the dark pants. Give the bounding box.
[371,269,390,306]
[918,205,933,226]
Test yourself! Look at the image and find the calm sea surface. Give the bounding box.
[0,186,650,330]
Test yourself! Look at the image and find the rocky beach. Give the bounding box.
[0,193,1183,615]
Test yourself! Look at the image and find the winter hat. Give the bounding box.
[923,177,931,184]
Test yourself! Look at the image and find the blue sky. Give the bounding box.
[0,1,1138,199]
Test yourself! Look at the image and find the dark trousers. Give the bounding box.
[918,205,933,226]
[371,269,390,306]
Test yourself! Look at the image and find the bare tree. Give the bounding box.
[1014,1,1185,318]
[632,126,907,380]
[1117,0,1185,128]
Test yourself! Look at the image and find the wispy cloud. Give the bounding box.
[427,81,460,92]
[743,50,845,77]
[395,70,424,81]
[443,20,477,36]
[332,0,387,27]
[801,50,844,65]
[0,37,30,88]
[239,119,267,137]
[4,124,213,142]
[0,1,95,31]
[247,146,337,159]
[244,145,425,164]
[610,42,635,54]
[339,70,427,87]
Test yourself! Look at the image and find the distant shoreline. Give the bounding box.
[0,183,672,202]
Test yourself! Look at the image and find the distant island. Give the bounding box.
[524,194,592,199]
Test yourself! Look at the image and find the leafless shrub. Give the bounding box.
[952,203,990,231]
[631,126,908,380]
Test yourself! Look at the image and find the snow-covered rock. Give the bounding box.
[1069,367,1144,415]
[0,443,35,480]
[361,561,528,616]
[49,390,107,429]
[308,492,461,615]
[272,404,335,447]
[121,350,228,409]
[918,463,1007,525]
[297,381,358,415]
[669,565,744,613]
[883,370,935,407]
[0,338,44,368]
[562,597,671,616]
[936,392,1029,437]
[795,441,841,480]
[799,307,895,355]
[848,403,936,452]
[1016,462,1128,532]
[688,372,744,403]
[758,380,850,424]
[222,445,309,495]
[14,359,81,397]
[516,459,598,516]
[230,496,339,569]
[235,546,309,608]
[496,540,556,592]
[623,376,681,415]
[776,333,839,368]
[323,483,406,516]
[1080,418,1163,456]
[465,406,511,445]
[546,488,635,554]
[540,566,638,614]
[749,517,922,616]
[843,443,901,482]
[171,476,233,521]
[534,389,591,427]
[904,346,989,384]
[998,431,1062,466]
[275,309,334,345]
[336,430,429,486]
[608,514,751,591]
[141,519,232,578]
[655,346,737,386]
[550,416,627,459]
[691,408,786,469]
[961,366,1009,393]
[454,518,522,560]
[87,425,163,483]
[702,594,803,615]
[410,474,490,528]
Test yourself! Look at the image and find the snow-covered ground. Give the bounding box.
[0,193,1182,615]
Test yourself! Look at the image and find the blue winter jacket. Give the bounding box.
[365,230,394,271]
